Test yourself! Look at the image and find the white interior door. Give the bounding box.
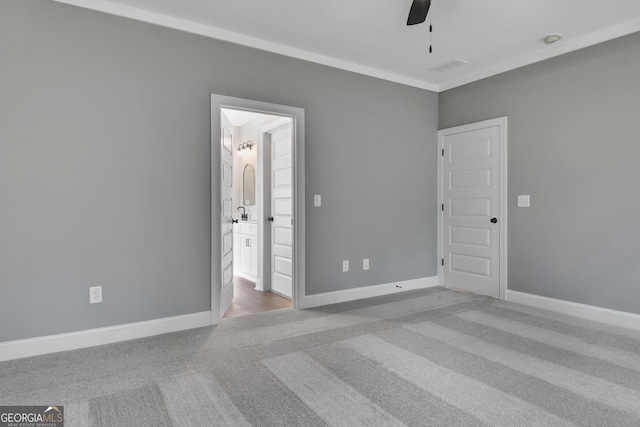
[439,118,506,298]
[220,115,234,315]
[270,124,293,298]
[212,95,305,320]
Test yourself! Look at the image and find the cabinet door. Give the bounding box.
[233,229,240,275]
[249,236,258,277]
[240,236,251,274]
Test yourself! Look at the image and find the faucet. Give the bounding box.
[237,206,248,220]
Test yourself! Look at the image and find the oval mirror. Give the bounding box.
[243,164,256,205]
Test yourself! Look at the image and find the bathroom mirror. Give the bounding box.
[243,164,256,205]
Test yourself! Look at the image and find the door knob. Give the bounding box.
[267,216,274,222]
[490,218,498,224]
[232,219,238,224]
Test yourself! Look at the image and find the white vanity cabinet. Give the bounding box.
[234,221,258,281]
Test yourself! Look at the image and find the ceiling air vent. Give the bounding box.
[430,58,469,73]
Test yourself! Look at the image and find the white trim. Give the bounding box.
[298,277,439,309]
[211,95,305,323]
[256,124,269,292]
[53,0,640,93]
[437,117,508,300]
[0,311,212,362]
[235,270,258,283]
[438,18,640,91]
[498,118,508,301]
[507,290,640,332]
[52,0,438,92]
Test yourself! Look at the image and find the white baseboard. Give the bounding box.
[507,290,640,332]
[235,270,258,284]
[299,276,439,309]
[0,311,212,362]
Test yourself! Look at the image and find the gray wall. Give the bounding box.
[0,1,438,341]
[440,32,640,315]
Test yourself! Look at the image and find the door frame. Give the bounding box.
[436,116,508,300]
[211,95,305,323]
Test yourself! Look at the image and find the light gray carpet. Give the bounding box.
[2,287,640,426]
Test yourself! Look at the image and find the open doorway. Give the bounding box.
[221,109,292,318]
[212,95,305,323]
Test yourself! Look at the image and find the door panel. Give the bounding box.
[219,117,234,315]
[450,253,491,277]
[274,168,292,186]
[449,198,491,216]
[450,226,491,247]
[450,136,492,160]
[270,124,293,298]
[274,198,292,215]
[274,255,292,276]
[451,168,491,188]
[223,231,233,255]
[441,123,502,298]
[274,227,292,245]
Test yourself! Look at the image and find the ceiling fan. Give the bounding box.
[407,0,431,25]
[406,0,435,52]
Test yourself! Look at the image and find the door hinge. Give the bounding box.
[441,148,445,156]
[441,203,444,211]
[441,258,444,266]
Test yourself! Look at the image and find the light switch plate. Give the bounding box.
[517,195,531,208]
[314,194,321,207]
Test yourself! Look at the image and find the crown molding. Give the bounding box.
[438,18,640,91]
[52,0,439,92]
[52,0,640,93]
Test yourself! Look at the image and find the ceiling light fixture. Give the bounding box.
[543,33,562,45]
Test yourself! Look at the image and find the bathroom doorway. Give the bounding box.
[217,101,301,320]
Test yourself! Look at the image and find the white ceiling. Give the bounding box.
[55,0,640,91]
[221,109,260,127]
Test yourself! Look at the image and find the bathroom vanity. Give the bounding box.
[234,221,258,282]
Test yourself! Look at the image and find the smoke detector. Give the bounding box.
[543,34,562,45]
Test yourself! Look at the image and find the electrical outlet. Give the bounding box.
[363,258,369,270]
[342,260,349,272]
[89,286,102,304]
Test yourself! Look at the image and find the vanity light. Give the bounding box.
[237,140,255,153]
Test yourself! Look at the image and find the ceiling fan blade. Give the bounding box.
[407,0,431,25]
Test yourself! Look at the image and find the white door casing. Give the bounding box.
[270,124,293,298]
[211,94,304,323]
[220,115,234,316]
[437,117,507,299]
